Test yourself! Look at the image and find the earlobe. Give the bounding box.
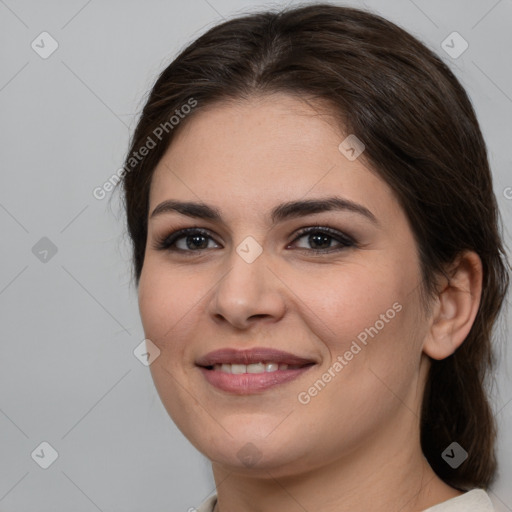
[422,251,483,361]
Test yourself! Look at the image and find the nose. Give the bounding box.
[209,243,286,330]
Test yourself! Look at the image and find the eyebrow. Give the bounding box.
[149,196,378,226]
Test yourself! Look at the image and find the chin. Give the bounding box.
[194,429,314,476]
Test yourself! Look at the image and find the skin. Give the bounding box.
[137,93,483,512]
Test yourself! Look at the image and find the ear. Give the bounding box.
[422,250,483,360]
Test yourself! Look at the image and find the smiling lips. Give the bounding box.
[196,348,316,394]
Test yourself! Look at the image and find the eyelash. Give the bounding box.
[152,226,356,256]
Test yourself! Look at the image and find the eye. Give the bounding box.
[152,226,356,255]
[288,226,355,253]
[153,228,220,254]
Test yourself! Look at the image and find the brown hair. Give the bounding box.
[116,2,510,491]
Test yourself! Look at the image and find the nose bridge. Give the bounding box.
[210,236,284,327]
[219,237,267,309]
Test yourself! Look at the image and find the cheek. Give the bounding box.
[294,274,424,444]
[295,261,424,397]
[296,263,407,348]
[137,262,198,354]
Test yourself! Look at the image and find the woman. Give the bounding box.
[117,3,510,511]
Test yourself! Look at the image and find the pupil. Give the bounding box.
[188,235,208,249]
[310,233,330,249]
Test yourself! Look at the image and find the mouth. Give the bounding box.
[205,361,313,374]
[195,348,317,394]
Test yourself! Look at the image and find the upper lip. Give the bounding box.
[195,348,317,367]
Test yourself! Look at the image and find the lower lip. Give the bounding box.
[198,365,315,394]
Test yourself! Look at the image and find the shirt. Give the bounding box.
[196,488,495,511]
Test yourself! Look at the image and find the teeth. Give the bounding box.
[221,363,232,373]
[266,362,279,372]
[230,364,246,374]
[248,363,265,373]
[212,362,304,374]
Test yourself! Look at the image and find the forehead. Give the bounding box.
[148,93,400,224]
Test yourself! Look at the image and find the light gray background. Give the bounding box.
[0,0,511,510]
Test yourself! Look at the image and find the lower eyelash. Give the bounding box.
[153,227,356,254]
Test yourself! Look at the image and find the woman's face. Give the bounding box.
[138,93,431,476]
